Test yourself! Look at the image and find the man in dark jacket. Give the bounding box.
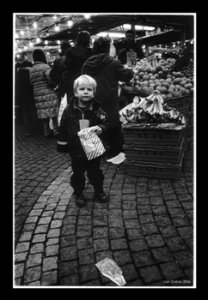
[114,30,144,64]
[49,41,71,106]
[82,36,134,158]
[61,31,92,103]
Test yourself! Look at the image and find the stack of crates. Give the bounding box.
[165,95,193,151]
[122,124,185,180]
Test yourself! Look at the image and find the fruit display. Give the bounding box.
[132,57,194,100]
[120,90,186,125]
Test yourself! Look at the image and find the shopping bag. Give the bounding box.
[58,94,68,126]
[78,126,106,160]
[49,118,54,130]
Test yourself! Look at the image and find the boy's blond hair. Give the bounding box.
[73,74,97,94]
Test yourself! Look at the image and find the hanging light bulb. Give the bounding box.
[44,40,48,45]
[84,13,91,19]
[57,40,61,45]
[67,20,73,27]
[36,37,41,43]
[54,24,60,32]
[53,15,57,20]
[29,41,34,47]
[24,45,28,51]
[33,22,38,29]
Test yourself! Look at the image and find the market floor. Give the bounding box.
[14,123,195,288]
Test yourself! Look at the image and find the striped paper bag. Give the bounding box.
[78,126,106,160]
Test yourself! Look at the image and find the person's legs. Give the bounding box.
[22,104,32,136]
[42,118,50,137]
[86,158,108,202]
[71,157,87,207]
[51,116,59,136]
[106,123,124,158]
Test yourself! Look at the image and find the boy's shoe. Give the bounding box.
[74,193,86,208]
[94,191,109,203]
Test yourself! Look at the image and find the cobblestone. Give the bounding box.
[14,124,194,287]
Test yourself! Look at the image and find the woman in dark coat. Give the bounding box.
[61,31,92,102]
[82,36,134,158]
[30,49,59,137]
[16,59,38,136]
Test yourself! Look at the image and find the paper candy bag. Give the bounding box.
[78,126,105,160]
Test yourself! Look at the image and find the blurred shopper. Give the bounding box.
[82,36,134,158]
[30,49,59,138]
[16,59,38,136]
[114,29,144,64]
[61,31,92,102]
[49,41,71,106]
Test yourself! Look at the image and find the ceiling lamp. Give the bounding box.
[20,30,24,36]
[36,37,41,43]
[84,13,91,20]
[123,24,131,30]
[54,24,60,32]
[33,22,38,29]
[97,32,125,39]
[67,20,73,27]
[44,40,48,45]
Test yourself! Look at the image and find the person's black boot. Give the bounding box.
[94,189,109,203]
[74,193,86,208]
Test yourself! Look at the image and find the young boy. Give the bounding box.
[57,75,108,207]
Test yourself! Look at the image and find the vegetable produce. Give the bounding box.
[120,91,186,125]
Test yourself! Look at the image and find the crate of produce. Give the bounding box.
[165,95,193,116]
[122,124,185,147]
[124,139,184,164]
[125,153,184,180]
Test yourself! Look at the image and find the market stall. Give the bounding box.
[14,13,194,171]
[119,91,187,179]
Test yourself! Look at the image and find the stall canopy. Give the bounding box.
[41,14,194,42]
[15,13,194,50]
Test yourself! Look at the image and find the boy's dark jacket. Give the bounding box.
[57,96,108,158]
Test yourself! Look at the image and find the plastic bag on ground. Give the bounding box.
[106,152,126,164]
[95,258,126,286]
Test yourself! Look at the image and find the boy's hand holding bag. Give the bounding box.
[78,126,105,160]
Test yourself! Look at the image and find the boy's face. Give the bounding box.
[75,82,94,103]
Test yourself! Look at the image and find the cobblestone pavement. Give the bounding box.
[14,124,195,288]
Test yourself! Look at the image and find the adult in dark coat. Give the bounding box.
[49,41,71,106]
[114,30,144,64]
[16,59,38,136]
[61,31,92,102]
[82,36,134,158]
